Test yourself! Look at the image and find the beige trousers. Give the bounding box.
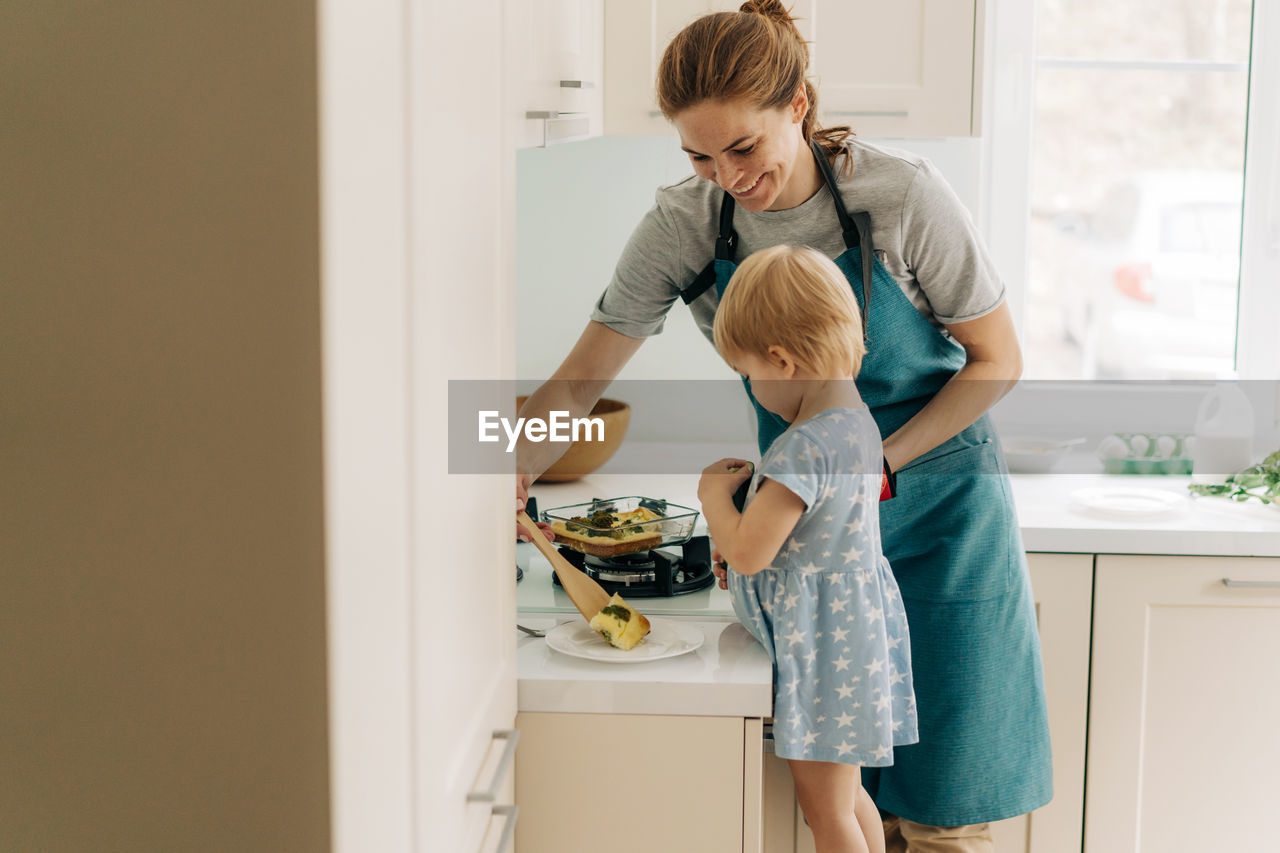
[882,815,995,853]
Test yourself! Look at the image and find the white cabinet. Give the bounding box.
[602,0,737,135]
[514,712,764,852]
[508,0,604,148]
[794,0,983,138]
[763,553,1092,853]
[988,554,1092,853]
[1084,555,1280,853]
[320,0,517,850]
[603,0,982,138]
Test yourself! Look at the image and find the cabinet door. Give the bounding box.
[603,0,739,136]
[792,0,979,138]
[1085,555,1280,853]
[989,554,1092,853]
[515,712,759,852]
[321,1,517,850]
[510,0,604,147]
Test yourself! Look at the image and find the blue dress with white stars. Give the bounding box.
[728,406,918,767]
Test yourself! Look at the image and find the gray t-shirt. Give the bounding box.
[590,139,1004,343]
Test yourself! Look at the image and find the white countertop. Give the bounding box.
[515,614,772,717]
[525,443,1280,558]
[516,443,1278,716]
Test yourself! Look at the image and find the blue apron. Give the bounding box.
[685,141,1053,826]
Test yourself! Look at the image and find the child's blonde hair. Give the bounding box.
[713,245,866,378]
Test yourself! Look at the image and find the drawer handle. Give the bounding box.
[467,729,520,803]
[559,79,595,89]
[489,804,518,853]
[1222,578,1280,589]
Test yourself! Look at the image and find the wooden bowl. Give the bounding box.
[516,396,630,482]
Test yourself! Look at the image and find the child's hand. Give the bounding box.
[698,458,754,504]
[711,548,729,590]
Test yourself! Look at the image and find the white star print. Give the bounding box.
[845,518,864,535]
[889,669,906,686]
[803,730,818,748]
[836,712,855,728]
[886,635,902,650]
[841,545,863,564]
[784,593,798,611]
[833,655,851,672]
[829,597,848,614]
[786,628,806,646]
[798,561,821,573]
[865,658,885,675]
[837,740,855,756]
[820,484,838,501]
[831,626,849,643]
[787,677,801,696]
[874,694,893,712]
[872,745,892,762]
[836,682,856,700]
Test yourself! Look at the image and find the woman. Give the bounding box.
[515,2,1052,849]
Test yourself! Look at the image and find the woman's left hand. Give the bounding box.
[698,458,754,503]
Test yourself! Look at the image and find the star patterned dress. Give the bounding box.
[728,406,918,766]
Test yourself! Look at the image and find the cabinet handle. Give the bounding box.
[526,110,559,120]
[1222,578,1280,589]
[559,80,595,89]
[825,110,909,118]
[466,729,520,803]
[489,804,518,853]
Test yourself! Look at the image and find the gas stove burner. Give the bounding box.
[553,535,715,598]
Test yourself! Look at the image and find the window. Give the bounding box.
[1022,0,1253,380]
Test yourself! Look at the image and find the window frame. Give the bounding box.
[982,0,1280,402]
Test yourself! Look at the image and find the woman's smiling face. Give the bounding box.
[673,93,813,212]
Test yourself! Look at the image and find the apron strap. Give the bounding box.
[810,140,873,339]
[679,191,739,305]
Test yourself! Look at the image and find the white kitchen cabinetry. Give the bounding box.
[1084,555,1280,853]
[793,0,983,138]
[514,712,764,852]
[602,0,737,136]
[603,0,982,138]
[509,0,604,148]
[763,554,1092,853]
[321,0,517,851]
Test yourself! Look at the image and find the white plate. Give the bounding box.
[1069,486,1188,520]
[544,618,704,663]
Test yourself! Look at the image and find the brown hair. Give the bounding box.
[714,245,866,378]
[656,1,853,170]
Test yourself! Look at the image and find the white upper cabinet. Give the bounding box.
[603,0,738,136]
[603,0,983,138]
[796,0,982,138]
[510,0,604,148]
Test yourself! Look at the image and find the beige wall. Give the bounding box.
[1,3,330,851]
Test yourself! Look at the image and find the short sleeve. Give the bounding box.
[758,431,826,509]
[900,161,1006,324]
[589,194,685,338]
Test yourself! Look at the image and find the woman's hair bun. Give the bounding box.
[739,0,794,26]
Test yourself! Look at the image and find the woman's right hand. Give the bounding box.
[516,472,555,543]
[712,548,729,590]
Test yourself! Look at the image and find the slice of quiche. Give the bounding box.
[588,593,652,650]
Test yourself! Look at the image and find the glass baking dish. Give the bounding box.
[540,496,700,558]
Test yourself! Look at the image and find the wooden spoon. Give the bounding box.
[517,511,612,622]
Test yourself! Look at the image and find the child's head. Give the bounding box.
[713,245,866,378]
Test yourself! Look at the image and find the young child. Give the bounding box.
[697,245,917,853]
